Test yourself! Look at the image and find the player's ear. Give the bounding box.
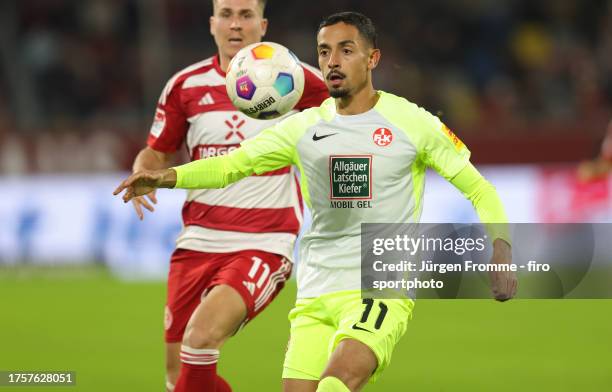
[368,48,381,70]
[260,17,268,38]
[209,16,215,36]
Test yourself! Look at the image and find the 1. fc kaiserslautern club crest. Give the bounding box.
[372,127,393,146]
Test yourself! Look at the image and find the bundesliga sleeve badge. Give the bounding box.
[441,124,464,151]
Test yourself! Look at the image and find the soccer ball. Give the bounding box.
[226,42,305,120]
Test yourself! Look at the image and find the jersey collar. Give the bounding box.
[333,91,385,119]
[213,54,226,77]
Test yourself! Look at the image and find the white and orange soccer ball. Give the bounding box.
[226,42,305,119]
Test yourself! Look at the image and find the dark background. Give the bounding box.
[1,0,611,172]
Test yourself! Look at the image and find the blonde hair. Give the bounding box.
[212,0,267,15]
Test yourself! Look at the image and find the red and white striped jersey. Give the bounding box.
[147,54,328,260]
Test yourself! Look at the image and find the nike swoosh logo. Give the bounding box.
[312,132,338,141]
[351,323,373,333]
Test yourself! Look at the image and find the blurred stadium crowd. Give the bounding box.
[1,0,611,173]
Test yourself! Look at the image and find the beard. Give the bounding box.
[329,88,349,98]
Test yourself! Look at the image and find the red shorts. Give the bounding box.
[164,248,292,343]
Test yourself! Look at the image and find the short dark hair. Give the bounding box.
[318,12,377,48]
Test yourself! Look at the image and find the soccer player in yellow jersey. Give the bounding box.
[115,11,517,392]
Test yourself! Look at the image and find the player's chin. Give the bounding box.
[224,43,246,58]
[225,48,241,60]
[329,87,349,98]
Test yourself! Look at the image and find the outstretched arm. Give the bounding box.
[450,163,517,301]
[113,148,254,202]
[114,113,301,201]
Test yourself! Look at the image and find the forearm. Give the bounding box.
[132,146,174,172]
[492,237,512,262]
[451,165,517,300]
[450,163,511,245]
[173,148,254,189]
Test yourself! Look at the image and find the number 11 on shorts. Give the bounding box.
[359,298,388,330]
[248,256,270,289]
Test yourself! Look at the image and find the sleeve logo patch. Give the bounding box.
[150,108,166,137]
[441,124,464,151]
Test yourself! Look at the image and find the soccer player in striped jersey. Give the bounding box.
[116,11,516,392]
[128,0,327,391]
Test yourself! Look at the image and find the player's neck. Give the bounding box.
[218,53,231,73]
[335,85,379,116]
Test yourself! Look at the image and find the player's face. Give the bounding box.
[210,0,268,63]
[317,23,378,98]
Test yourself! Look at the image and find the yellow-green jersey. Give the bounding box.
[174,91,509,298]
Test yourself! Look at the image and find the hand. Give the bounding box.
[488,239,517,302]
[577,159,611,181]
[131,191,157,220]
[113,169,176,203]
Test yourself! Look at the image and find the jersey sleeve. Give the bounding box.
[174,110,313,188]
[174,148,253,189]
[239,111,308,174]
[376,93,471,180]
[146,78,189,153]
[416,107,471,180]
[450,163,511,244]
[294,63,329,110]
